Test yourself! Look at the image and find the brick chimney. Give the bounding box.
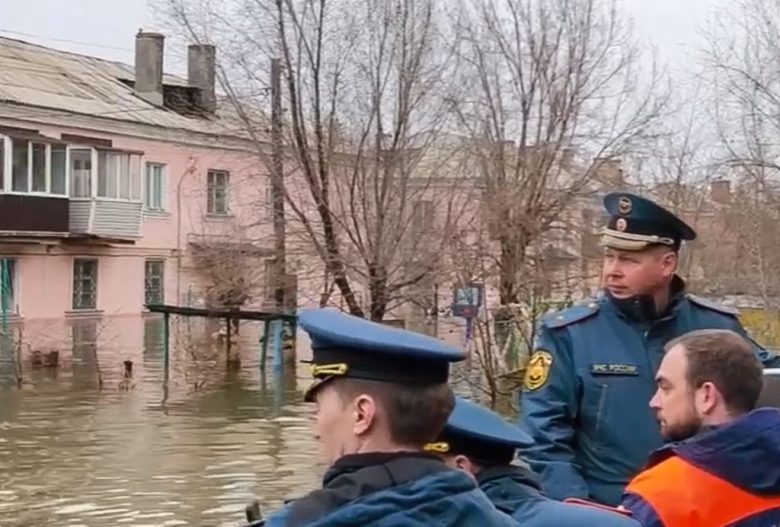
[134,30,165,106]
[710,179,731,204]
[188,44,217,113]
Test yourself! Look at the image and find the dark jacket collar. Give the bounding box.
[286,451,451,526]
[606,275,687,323]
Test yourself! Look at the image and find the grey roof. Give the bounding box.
[0,37,266,141]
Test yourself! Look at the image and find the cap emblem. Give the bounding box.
[617,196,633,215]
[616,218,627,232]
[310,363,349,377]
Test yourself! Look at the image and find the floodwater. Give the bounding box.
[0,316,322,527]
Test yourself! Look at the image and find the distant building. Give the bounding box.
[0,32,278,355]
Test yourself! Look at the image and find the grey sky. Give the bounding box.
[0,0,728,78]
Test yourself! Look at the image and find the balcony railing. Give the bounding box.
[0,194,69,234]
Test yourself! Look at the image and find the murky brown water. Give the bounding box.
[0,316,322,527]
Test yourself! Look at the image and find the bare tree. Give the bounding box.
[161,0,469,321]
[448,0,667,311]
[696,0,780,307]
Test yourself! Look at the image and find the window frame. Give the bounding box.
[144,259,165,306]
[72,258,99,311]
[144,162,166,212]
[94,149,142,202]
[207,169,230,215]
[1,136,70,197]
[0,258,19,316]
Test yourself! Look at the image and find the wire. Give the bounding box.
[0,28,132,53]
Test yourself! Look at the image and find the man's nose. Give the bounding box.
[604,260,621,276]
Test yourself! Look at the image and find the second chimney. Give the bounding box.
[135,30,165,106]
[188,44,217,113]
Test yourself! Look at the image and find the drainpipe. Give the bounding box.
[176,158,197,306]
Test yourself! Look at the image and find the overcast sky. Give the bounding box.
[0,0,729,79]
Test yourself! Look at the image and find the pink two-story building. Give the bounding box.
[0,32,276,362]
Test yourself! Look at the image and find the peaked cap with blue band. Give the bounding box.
[601,191,697,251]
[298,308,465,402]
[426,396,533,465]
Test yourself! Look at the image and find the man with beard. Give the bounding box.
[621,329,780,526]
[519,192,780,506]
[252,308,518,527]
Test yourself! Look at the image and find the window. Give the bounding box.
[51,145,67,195]
[144,163,166,211]
[144,260,165,305]
[207,170,229,214]
[96,150,141,200]
[31,143,46,192]
[3,138,69,195]
[0,258,17,315]
[72,259,98,310]
[12,139,28,192]
[70,148,92,198]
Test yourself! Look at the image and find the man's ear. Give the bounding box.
[453,454,476,478]
[695,381,720,416]
[660,249,678,277]
[353,393,378,436]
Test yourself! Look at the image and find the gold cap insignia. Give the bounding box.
[616,218,627,232]
[618,196,632,215]
[524,350,553,391]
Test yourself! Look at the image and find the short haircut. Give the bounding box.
[331,378,455,446]
[665,329,763,414]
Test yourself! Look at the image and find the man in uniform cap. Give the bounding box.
[255,308,518,527]
[427,396,641,526]
[518,191,780,506]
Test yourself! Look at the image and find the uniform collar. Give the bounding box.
[324,451,444,486]
[606,275,687,323]
[476,464,543,493]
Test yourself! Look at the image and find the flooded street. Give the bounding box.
[0,317,322,527]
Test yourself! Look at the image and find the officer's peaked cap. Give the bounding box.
[426,396,533,465]
[601,191,696,251]
[298,308,464,402]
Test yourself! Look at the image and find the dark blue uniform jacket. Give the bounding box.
[478,464,641,526]
[260,452,519,526]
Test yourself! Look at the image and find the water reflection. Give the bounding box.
[0,316,321,527]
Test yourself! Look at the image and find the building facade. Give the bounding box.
[0,32,275,357]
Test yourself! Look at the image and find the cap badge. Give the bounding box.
[616,218,627,232]
[618,196,632,215]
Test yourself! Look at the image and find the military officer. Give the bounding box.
[253,308,518,527]
[428,396,642,526]
[518,191,780,507]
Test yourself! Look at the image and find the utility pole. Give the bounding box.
[271,58,286,311]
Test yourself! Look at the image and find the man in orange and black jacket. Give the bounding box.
[621,328,780,527]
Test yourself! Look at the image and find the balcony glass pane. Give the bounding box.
[70,149,92,198]
[119,155,130,199]
[32,143,46,192]
[51,145,67,195]
[0,139,4,191]
[12,140,28,192]
[130,154,141,201]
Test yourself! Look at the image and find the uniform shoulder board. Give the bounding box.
[542,301,600,329]
[687,294,740,316]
